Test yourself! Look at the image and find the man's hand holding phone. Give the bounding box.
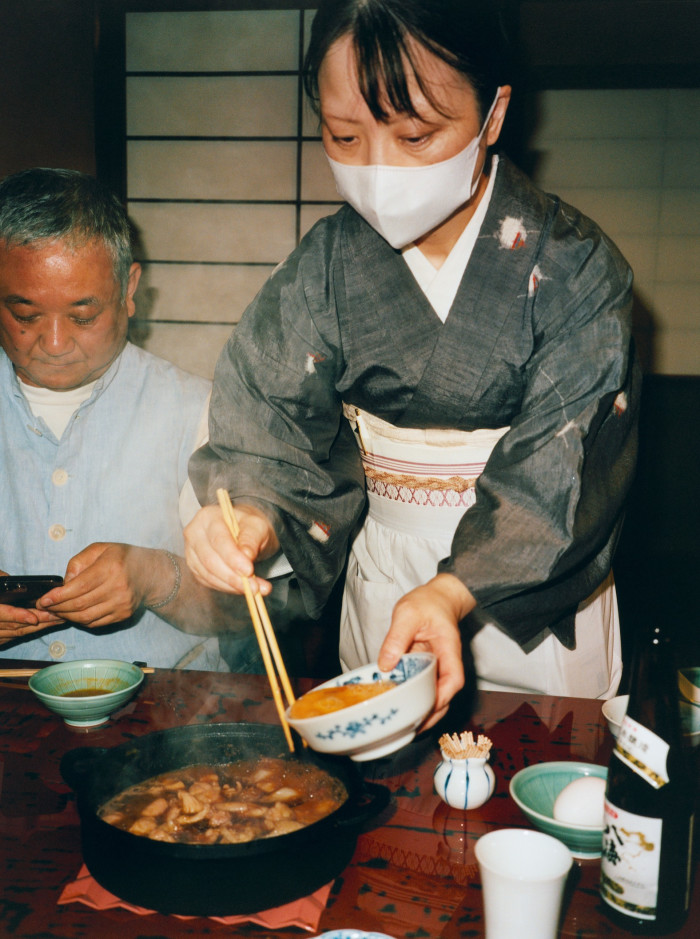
[0,575,64,607]
[0,574,66,643]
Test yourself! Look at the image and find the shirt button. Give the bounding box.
[49,640,67,659]
[52,468,69,486]
[49,524,66,541]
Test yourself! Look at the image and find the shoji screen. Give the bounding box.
[124,7,340,378]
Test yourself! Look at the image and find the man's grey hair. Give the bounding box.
[0,167,133,297]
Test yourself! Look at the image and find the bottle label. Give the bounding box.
[614,715,669,788]
[600,799,662,920]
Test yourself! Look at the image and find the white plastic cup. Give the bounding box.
[475,828,573,939]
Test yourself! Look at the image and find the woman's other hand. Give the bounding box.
[378,573,476,728]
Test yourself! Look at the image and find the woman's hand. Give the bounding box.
[184,504,280,595]
[377,573,476,729]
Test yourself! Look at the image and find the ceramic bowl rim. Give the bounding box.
[316,932,398,939]
[286,652,437,726]
[601,693,629,727]
[509,761,608,833]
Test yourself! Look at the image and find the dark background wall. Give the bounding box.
[0,0,96,178]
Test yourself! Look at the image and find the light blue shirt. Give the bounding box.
[0,342,226,670]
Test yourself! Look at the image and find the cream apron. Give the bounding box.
[340,405,622,699]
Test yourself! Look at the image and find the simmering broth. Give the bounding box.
[99,758,347,845]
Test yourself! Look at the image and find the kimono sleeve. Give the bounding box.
[189,222,367,618]
[440,202,641,648]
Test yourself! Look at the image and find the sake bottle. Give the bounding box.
[600,624,696,934]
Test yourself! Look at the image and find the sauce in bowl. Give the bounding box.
[289,681,395,719]
[60,686,123,697]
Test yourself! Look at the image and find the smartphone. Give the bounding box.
[0,575,64,608]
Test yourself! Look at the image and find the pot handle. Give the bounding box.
[337,781,391,828]
[60,746,109,791]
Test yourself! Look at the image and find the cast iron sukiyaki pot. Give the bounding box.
[60,722,390,916]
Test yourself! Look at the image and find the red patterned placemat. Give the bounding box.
[59,864,331,931]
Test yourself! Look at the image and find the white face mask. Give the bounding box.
[327,90,500,249]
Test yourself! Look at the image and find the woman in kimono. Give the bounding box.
[185,0,640,726]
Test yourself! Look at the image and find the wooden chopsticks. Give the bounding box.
[216,488,297,752]
[0,666,155,678]
[0,669,49,678]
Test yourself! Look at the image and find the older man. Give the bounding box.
[0,167,249,669]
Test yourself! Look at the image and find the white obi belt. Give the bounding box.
[343,403,509,539]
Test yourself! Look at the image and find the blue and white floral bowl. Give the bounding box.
[287,653,437,762]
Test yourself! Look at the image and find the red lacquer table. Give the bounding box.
[0,662,697,937]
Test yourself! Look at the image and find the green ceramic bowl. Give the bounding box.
[509,761,607,859]
[28,659,144,727]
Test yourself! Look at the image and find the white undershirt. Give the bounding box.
[20,377,95,439]
[402,155,499,321]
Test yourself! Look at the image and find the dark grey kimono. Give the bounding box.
[191,156,641,651]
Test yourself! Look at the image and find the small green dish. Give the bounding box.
[29,659,144,727]
[509,761,607,859]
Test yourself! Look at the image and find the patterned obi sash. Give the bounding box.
[343,404,509,539]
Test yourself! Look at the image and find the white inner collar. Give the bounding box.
[402,154,499,322]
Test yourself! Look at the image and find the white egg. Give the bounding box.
[552,775,606,826]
